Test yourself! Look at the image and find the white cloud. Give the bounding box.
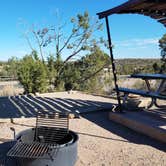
[115,37,159,48]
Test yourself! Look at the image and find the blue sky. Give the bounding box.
[0,0,165,61]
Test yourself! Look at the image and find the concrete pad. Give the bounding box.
[109,111,166,143]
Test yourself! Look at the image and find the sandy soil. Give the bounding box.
[0,92,165,166]
[0,112,165,166]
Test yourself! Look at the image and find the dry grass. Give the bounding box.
[118,77,159,90]
[0,81,24,96]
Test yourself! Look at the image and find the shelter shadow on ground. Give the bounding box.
[0,95,112,118]
[81,111,166,152]
[0,94,165,153]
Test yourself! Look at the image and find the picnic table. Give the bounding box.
[118,73,166,109]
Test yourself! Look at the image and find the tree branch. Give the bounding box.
[24,34,35,52]
[79,62,109,83]
[32,30,44,62]
[58,33,74,54]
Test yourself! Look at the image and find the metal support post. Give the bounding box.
[105,16,122,112]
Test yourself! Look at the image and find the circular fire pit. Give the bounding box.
[15,128,78,166]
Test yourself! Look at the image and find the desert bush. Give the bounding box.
[159,34,166,73]
[0,82,24,96]
[17,51,48,94]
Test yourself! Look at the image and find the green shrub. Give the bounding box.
[18,51,48,93]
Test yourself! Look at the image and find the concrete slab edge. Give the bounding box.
[109,112,166,143]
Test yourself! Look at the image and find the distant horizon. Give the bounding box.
[0,57,161,63]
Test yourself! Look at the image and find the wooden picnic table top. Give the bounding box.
[130,73,166,80]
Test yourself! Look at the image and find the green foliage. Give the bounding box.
[47,46,111,93]
[47,54,57,86]
[78,46,110,93]
[0,63,8,77]
[0,61,7,65]
[0,57,20,78]
[22,11,107,92]
[62,62,81,91]
[77,11,90,29]
[17,51,48,93]
[152,62,161,73]
[116,59,161,75]
[28,11,105,70]
[159,34,166,73]
[5,57,19,78]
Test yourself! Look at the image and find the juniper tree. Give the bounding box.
[25,11,105,89]
[17,51,48,93]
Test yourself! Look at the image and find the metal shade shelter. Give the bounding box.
[97,0,166,112]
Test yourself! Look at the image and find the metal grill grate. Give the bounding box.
[7,142,58,159]
[35,112,69,143]
[7,112,69,159]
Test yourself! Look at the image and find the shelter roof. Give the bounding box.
[97,0,166,27]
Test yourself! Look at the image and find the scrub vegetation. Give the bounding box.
[0,12,165,95]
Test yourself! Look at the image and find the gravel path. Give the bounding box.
[0,111,165,166]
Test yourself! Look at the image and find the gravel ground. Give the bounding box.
[0,111,165,166]
[0,92,165,166]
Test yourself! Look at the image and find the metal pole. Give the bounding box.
[105,16,122,112]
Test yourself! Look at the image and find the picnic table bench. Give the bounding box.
[117,74,166,109]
